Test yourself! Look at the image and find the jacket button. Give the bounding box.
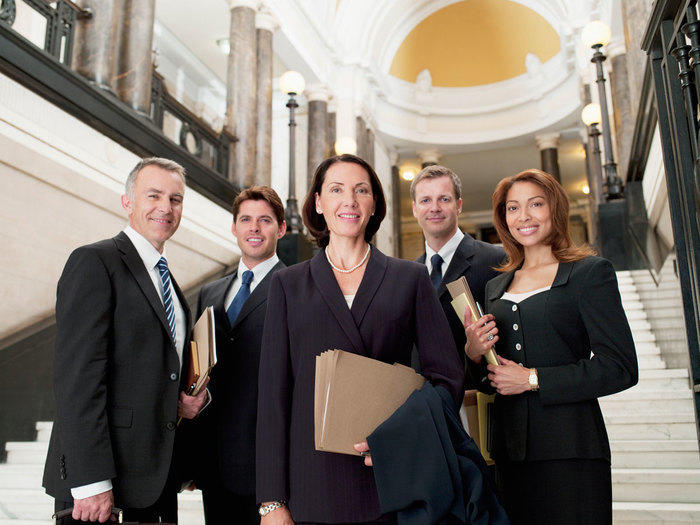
[170,373,178,381]
[512,304,518,311]
[166,421,176,431]
[515,343,522,351]
[513,323,519,331]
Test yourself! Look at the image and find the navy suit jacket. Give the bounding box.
[186,260,285,495]
[256,246,464,523]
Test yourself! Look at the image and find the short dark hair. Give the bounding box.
[232,185,285,224]
[302,154,387,247]
[410,164,462,201]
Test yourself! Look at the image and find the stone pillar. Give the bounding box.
[326,111,336,156]
[226,0,258,186]
[366,128,375,166]
[71,0,121,91]
[621,0,654,112]
[417,149,440,169]
[306,85,329,184]
[609,49,634,179]
[391,157,402,258]
[356,116,371,162]
[535,133,561,181]
[254,10,276,186]
[113,0,156,116]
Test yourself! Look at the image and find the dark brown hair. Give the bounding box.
[232,185,285,224]
[492,169,595,272]
[302,154,387,247]
[410,164,462,200]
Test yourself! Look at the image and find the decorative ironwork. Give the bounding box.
[0,0,16,26]
[642,0,700,442]
[150,71,233,180]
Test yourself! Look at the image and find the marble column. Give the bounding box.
[535,133,561,181]
[417,149,440,169]
[306,85,329,184]
[609,49,634,179]
[112,0,156,116]
[366,128,375,166]
[621,0,654,113]
[326,111,336,155]
[226,0,258,186]
[391,158,402,257]
[254,10,276,186]
[356,116,371,162]
[71,0,121,91]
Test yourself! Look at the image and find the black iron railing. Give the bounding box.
[642,0,700,440]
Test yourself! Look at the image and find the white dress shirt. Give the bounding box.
[224,254,280,311]
[71,226,186,500]
[425,228,465,275]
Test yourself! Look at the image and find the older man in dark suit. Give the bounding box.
[412,165,505,378]
[191,186,286,524]
[43,158,209,523]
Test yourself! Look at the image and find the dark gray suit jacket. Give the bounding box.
[186,260,285,495]
[256,246,464,523]
[416,234,505,376]
[43,232,190,507]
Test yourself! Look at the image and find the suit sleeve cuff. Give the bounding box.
[71,480,112,499]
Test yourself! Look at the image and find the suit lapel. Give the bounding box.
[438,235,476,298]
[350,246,387,328]
[212,272,237,331]
[310,250,366,355]
[114,232,174,346]
[231,260,285,330]
[487,270,515,302]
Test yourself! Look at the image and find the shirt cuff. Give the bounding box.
[71,480,112,499]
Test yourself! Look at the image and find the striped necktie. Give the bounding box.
[156,257,177,345]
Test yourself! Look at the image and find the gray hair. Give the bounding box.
[410,164,462,201]
[125,157,187,198]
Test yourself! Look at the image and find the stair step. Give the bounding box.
[604,412,698,440]
[633,332,658,344]
[35,422,52,444]
[612,501,700,523]
[610,440,700,469]
[600,393,693,414]
[635,368,690,390]
[637,355,666,369]
[629,319,652,331]
[612,469,700,503]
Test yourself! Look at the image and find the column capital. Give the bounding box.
[227,0,260,10]
[306,83,330,102]
[416,148,441,165]
[534,132,561,150]
[606,37,626,59]
[255,9,278,32]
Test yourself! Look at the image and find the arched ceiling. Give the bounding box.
[389,0,561,87]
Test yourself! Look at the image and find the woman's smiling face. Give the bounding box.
[504,181,552,248]
[315,162,375,242]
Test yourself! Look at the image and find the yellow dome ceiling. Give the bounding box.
[389,0,561,87]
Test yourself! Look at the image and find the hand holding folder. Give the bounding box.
[446,277,499,366]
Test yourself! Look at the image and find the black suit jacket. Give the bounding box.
[416,234,505,371]
[256,246,464,523]
[43,232,191,507]
[189,260,285,495]
[481,256,638,462]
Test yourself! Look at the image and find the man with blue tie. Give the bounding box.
[412,165,505,378]
[43,158,209,523]
[191,186,286,524]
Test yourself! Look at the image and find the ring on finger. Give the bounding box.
[487,332,495,341]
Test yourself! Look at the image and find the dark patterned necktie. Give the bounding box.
[227,270,253,325]
[430,253,443,290]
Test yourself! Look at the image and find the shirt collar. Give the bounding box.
[425,228,464,262]
[124,226,167,270]
[237,254,279,284]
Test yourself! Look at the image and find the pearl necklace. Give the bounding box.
[326,244,371,274]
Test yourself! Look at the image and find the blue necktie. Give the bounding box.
[430,254,443,290]
[156,257,177,345]
[227,270,253,326]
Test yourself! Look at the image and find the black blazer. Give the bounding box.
[42,232,191,507]
[256,246,464,523]
[481,256,638,462]
[416,234,505,367]
[188,260,285,495]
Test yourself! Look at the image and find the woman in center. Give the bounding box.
[256,154,464,524]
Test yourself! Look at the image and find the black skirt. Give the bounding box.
[497,458,612,525]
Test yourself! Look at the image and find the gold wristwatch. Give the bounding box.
[259,501,286,516]
[528,368,539,391]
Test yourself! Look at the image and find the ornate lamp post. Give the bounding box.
[279,70,305,233]
[581,102,604,206]
[582,21,623,199]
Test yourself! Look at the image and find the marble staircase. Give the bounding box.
[0,270,698,524]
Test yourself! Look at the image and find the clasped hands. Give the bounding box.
[464,313,531,395]
[178,377,210,419]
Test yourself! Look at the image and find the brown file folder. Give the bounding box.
[314,350,426,455]
[185,306,217,396]
[446,276,499,366]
